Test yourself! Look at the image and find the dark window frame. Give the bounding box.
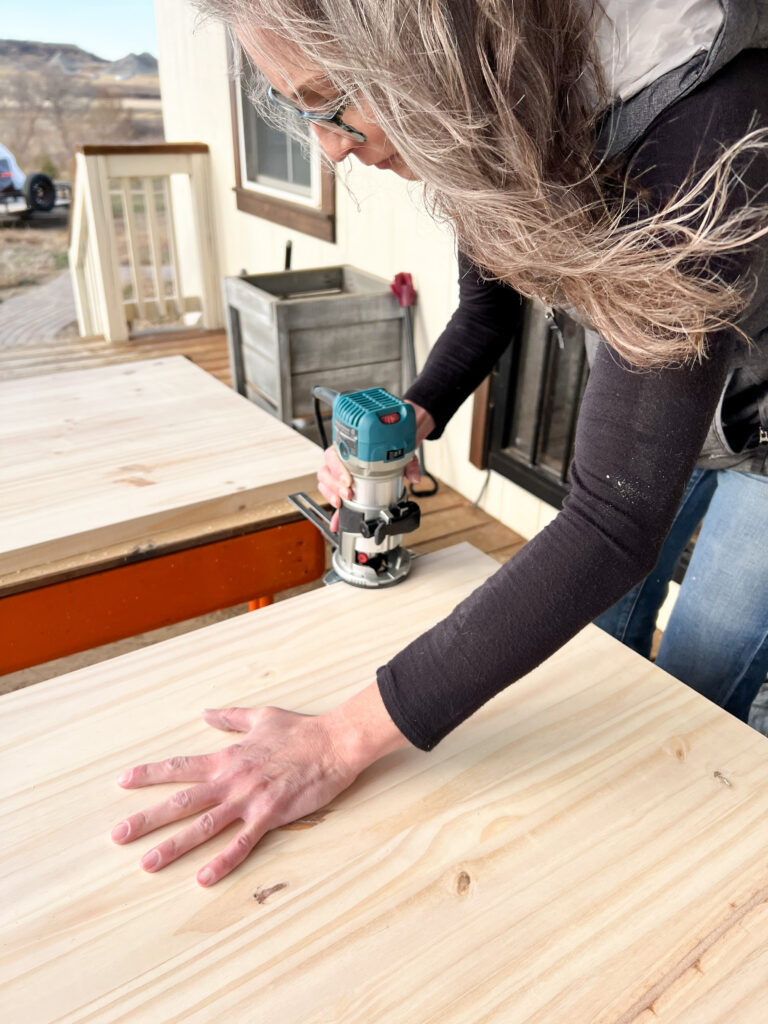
[471,298,588,508]
[227,37,336,244]
[470,302,695,581]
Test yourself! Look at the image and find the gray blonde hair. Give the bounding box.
[197,0,768,367]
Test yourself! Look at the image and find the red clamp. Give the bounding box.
[390,272,417,308]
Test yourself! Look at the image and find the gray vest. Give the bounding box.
[598,0,768,160]
[594,0,768,475]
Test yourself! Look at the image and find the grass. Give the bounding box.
[0,222,70,302]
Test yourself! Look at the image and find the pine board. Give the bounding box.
[0,356,321,580]
[2,543,767,1023]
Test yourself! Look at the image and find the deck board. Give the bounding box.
[0,326,232,387]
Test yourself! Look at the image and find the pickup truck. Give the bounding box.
[0,143,56,212]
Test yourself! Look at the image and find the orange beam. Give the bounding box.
[0,521,325,675]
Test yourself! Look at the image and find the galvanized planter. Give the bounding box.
[223,265,407,425]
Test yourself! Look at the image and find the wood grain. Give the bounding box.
[0,356,321,581]
[1,544,767,1023]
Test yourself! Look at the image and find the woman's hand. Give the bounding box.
[317,401,435,531]
[111,686,408,886]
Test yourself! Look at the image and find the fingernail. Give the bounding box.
[141,850,160,871]
[111,822,129,842]
[198,868,213,886]
[117,770,131,785]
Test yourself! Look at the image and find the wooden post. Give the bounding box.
[119,177,146,321]
[189,151,223,329]
[80,153,130,342]
[68,167,97,337]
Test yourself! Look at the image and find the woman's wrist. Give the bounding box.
[321,682,410,776]
[405,400,436,444]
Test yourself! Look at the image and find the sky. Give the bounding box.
[2,1,158,61]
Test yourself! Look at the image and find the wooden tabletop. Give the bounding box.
[2,543,767,1023]
[0,356,321,591]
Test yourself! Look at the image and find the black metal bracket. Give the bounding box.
[287,492,338,547]
[338,499,421,544]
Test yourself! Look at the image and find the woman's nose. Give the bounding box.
[312,124,361,163]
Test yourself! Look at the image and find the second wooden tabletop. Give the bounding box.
[0,356,321,584]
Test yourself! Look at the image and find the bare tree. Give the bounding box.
[1,65,150,175]
[0,69,45,168]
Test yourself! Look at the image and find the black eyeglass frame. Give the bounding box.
[267,86,367,144]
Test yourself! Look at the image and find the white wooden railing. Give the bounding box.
[68,143,223,342]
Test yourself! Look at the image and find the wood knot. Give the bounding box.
[280,808,331,831]
[115,476,155,487]
[662,737,689,762]
[252,882,288,904]
[713,770,732,788]
[456,871,472,895]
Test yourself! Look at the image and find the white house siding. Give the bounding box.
[154,0,557,540]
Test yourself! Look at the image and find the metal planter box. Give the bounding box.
[223,265,407,424]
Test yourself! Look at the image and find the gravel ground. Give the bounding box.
[0,214,70,303]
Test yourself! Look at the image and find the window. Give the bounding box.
[240,93,312,196]
[471,298,589,508]
[228,42,335,242]
[471,298,695,579]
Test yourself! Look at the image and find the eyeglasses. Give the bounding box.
[267,86,367,144]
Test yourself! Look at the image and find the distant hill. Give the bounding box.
[0,39,107,70]
[0,38,163,172]
[105,52,159,79]
[0,39,158,78]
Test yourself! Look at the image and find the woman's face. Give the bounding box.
[239,32,416,179]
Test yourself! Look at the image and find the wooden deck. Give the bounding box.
[410,481,525,564]
[0,325,232,386]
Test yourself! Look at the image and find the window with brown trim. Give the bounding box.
[227,43,335,243]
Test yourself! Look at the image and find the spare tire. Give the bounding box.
[25,172,56,212]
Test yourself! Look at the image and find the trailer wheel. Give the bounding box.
[25,172,56,212]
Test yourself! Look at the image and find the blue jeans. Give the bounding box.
[595,467,768,721]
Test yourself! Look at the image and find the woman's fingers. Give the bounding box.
[323,445,352,485]
[117,751,216,787]
[317,447,353,510]
[202,707,256,733]
[111,782,219,845]
[317,464,352,507]
[140,803,239,874]
[317,476,342,509]
[318,448,351,532]
[404,455,421,483]
[197,822,264,887]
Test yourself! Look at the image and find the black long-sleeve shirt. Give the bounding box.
[377,49,768,750]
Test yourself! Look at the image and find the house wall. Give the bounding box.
[154,0,559,541]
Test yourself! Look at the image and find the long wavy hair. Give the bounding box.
[196,0,768,367]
